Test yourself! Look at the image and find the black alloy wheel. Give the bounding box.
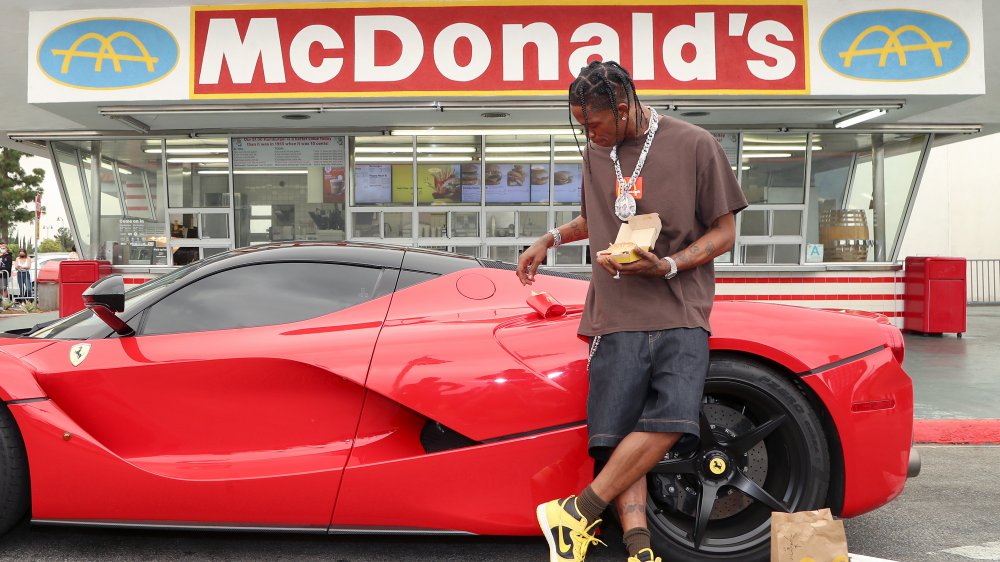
[644,357,831,562]
[0,403,29,536]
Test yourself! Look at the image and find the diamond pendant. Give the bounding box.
[614,193,636,221]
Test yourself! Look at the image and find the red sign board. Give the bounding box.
[192,2,808,98]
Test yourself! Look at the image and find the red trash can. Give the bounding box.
[903,256,967,336]
[59,260,112,317]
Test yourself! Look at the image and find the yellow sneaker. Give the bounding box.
[627,548,661,562]
[536,496,604,561]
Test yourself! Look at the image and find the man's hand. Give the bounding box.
[602,246,668,278]
[516,242,549,285]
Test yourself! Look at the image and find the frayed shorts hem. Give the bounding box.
[587,419,698,453]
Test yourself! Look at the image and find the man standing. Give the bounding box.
[516,61,747,562]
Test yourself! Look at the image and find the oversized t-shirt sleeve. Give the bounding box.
[580,150,589,220]
[695,136,748,228]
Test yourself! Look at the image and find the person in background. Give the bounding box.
[0,244,11,304]
[67,244,79,260]
[14,250,32,301]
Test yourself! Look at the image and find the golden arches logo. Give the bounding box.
[51,31,159,75]
[840,25,951,68]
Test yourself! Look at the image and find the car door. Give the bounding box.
[23,261,396,529]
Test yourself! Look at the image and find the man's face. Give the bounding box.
[571,104,624,148]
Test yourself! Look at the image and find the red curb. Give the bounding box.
[914,419,1000,444]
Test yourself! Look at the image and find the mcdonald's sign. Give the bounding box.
[820,10,970,81]
[37,18,179,89]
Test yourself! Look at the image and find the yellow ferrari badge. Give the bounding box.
[709,458,727,475]
[69,343,91,367]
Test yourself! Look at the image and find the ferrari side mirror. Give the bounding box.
[83,275,134,336]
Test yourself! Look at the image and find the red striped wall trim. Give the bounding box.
[716,277,900,284]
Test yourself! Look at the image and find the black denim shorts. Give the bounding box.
[586,328,709,457]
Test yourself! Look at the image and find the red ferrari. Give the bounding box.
[0,243,917,561]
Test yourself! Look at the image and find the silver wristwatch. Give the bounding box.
[662,256,678,280]
[547,228,562,247]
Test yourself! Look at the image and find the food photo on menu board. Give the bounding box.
[484,163,532,203]
[415,164,480,203]
[529,164,551,203]
[553,163,583,203]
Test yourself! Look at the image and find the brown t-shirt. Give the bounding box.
[579,115,747,336]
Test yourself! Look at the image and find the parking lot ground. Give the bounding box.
[905,306,1000,421]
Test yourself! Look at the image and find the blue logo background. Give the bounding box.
[821,10,969,81]
[38,18,178,89]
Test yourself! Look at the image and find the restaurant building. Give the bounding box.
[3,0,996,324]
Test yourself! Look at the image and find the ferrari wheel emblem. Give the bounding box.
[69,344,91,367]
[709,458,727,475]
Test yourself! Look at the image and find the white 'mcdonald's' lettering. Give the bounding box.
[193,6,805,94]
[662,13,716,82]
[503,23,560,81]
[289,25,344,84]
[746,20,795,80]
[200,18,285,84]
[355,15,423,82]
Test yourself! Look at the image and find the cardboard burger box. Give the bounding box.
[596,213,662,264]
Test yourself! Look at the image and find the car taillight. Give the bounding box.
[881,323,905,365]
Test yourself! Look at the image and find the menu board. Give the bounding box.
[232,136,346,169]
[484,163,530,203]
[553,163,583,203]
[417,164,481,204]
[354,165,392,203]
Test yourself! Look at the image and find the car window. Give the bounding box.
[395,270,440,292]
[140,262,383,336]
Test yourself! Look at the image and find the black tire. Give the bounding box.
[640,356,830,562]
[0,403,29,536]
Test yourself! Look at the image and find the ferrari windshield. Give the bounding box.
[26,263,200,340]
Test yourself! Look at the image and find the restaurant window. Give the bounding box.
[736,133,807,264]
[50,143,91,257]
[232,136,347,247]
[807,132,929,263]
[63,139,169,266]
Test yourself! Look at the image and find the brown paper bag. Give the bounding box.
[771,508,850,562]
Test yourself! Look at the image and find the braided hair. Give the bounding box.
[568,61,645,160]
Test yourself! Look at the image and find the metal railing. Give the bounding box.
[0,270,35,308]
[968,259,1000,305]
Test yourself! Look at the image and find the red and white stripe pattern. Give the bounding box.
[715,271,905,327]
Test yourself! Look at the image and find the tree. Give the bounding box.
[55,226,74,252]
[0,149,44,244]
[38,238,63,253]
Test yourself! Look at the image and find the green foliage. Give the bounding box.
[55,226,74,251]
[0,149,44,244]
[38,238,63,253]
